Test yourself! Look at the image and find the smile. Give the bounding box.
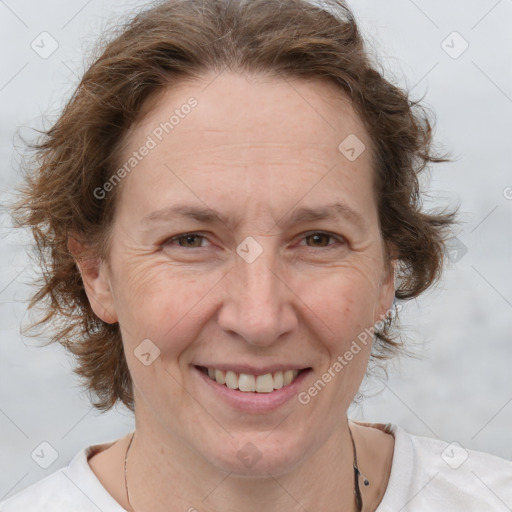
[195,366,308,393]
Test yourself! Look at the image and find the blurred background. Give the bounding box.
[1,0,511,499]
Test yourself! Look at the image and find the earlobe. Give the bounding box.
[67,236,118,324]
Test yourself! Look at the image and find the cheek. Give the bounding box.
[304,262,385,340]
[110,258,221,353]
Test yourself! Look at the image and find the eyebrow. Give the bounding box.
[142,201,366,231]
[286,202,365,229]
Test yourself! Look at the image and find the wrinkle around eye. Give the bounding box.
[156,235,354,272]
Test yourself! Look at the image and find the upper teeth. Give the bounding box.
[206,368,300,393]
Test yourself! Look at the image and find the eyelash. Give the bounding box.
[163,231,345,250]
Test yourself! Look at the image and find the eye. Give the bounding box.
[164,232,210,249]
[162,231,345,251]
[298,231,345,248]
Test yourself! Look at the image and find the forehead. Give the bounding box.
[114,71,376,224]
[123,71,372,163]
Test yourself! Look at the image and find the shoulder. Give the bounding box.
[0,466,84,512]
[0,439,124,512]
[374,423,512,512]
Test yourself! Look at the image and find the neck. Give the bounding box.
[124,416,363,512]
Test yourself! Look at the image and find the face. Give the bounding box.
[83,71,395,476]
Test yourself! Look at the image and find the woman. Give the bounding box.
[2,0,511,510]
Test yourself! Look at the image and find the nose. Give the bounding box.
[217,241,298,347]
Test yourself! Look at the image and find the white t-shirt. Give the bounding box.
[1,423,511,511]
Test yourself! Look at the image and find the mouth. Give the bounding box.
[194,365,311,393]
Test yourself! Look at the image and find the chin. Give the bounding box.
[199,432,311,477]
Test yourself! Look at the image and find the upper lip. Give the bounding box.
[194,363,311,376]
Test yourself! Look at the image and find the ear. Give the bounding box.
[67,236,118,324]
[373,257,397,326]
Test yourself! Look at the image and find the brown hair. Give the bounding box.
[13,0,455,412]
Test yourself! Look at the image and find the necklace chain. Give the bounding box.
[124,424,367,512]
[124,432,134,512]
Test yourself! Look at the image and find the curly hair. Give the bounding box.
[13,0,456,413]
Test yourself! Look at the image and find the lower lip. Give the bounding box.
[194,366,312,413]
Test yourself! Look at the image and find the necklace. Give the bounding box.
[124,424,369,512]
[349,424,370,511]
